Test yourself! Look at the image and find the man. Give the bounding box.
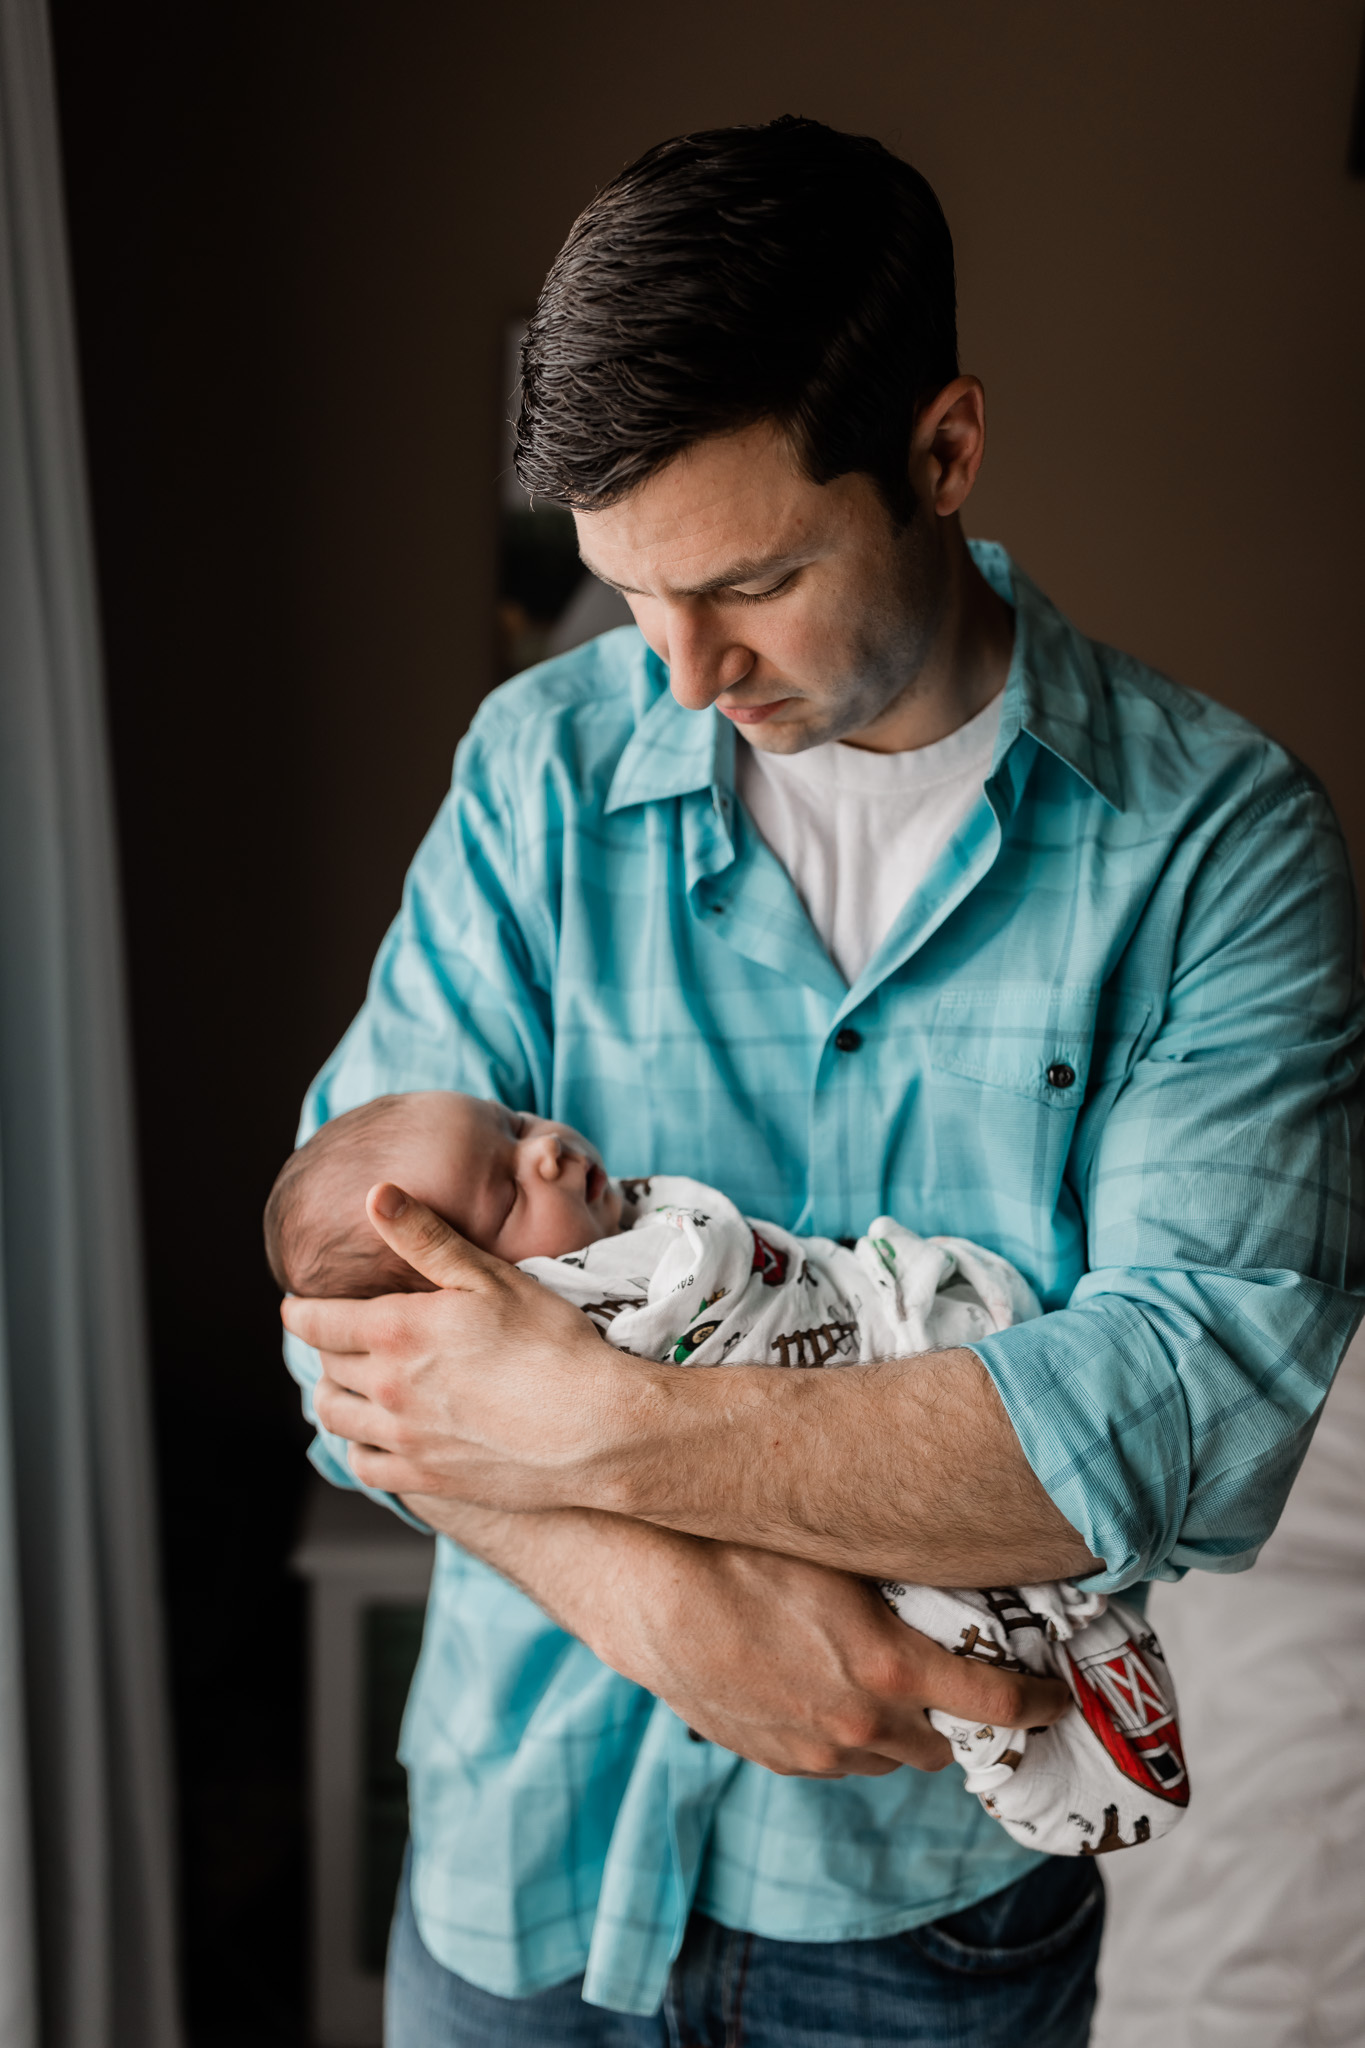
[281,119,1363,2046]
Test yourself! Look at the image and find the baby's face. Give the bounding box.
[396,1092,624,1264]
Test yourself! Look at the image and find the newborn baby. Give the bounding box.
[267,1089,1189,1858]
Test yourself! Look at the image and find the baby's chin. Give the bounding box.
[572,1170,626,1245]
[564,1192,625,1253]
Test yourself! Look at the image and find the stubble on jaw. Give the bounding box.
[738,502,950,758]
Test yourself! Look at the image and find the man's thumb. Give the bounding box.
[365,1182,491,1289]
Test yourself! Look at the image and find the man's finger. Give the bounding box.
[348,1442,428,1492]
[347,1439,465,1498]
[281,1293,381,1354]
[904,1630,1071,1731]
[855,1727,955,1775]
[365,1183,507,1290]
[314,1377,393,1447]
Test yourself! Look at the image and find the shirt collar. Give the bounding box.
[604,647,734,814]
[602,543,1124,818]
[975,540,1124,813]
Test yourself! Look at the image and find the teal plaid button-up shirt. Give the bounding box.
[285,542,1364,2014]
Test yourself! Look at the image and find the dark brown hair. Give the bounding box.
[264,1096,425,1298]
[515,116,957,524]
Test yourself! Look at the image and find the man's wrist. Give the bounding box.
[583,1350,824,1525]
[574,1351,713,1518]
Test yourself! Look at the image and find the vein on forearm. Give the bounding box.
[598,1348,1098,1585]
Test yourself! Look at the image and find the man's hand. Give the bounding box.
[405,1493,1070,1778]
[283,1183,634,1508]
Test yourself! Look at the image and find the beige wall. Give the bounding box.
[284,0,1365,1032]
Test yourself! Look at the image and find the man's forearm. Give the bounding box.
[298,1202,1096,1587]
[398,1489,1073,1778]
[592,1346,1098,1585]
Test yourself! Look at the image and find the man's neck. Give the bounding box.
[843,527,1015,755]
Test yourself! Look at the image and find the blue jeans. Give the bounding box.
[385,1849,1103,2046]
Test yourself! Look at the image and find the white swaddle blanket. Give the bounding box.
[521,1175,1189,1858]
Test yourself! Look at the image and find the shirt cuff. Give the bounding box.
[968,1296,1193,1593]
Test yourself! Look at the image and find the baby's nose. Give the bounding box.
[534,1134,565,1179]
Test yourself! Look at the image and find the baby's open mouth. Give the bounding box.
[585,1161,607,1204]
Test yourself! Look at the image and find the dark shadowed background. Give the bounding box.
[47,2,1365,2039]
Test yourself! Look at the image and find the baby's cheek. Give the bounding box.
[509,1188,603,1263]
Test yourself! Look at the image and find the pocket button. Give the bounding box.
[1046,1061,1076,1090]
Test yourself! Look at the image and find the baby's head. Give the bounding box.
[264,1090,624,1297]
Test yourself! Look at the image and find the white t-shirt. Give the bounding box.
[735,691,1004,985]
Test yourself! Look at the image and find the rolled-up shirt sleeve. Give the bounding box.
[973,775,1365,1591]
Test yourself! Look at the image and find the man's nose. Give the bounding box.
[662,605,754,712]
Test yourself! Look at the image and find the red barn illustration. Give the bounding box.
[750,1231,788,1286]
[1060,1620,1188,1805]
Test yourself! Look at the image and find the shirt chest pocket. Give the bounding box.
[926,984,1153,1233]
[926,984,1109,1231]
[930,984,1101,1107]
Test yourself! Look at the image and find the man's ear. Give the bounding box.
[909,375,987,519]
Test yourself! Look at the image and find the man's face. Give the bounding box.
[573,419,950,754]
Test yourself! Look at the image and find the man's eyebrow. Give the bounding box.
[578,550,810,599]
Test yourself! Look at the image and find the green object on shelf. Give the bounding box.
[361,1603,426,1972]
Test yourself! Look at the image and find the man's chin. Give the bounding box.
[736,713,833,757]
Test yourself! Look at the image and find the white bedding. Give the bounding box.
[1094,1324,1365,2046]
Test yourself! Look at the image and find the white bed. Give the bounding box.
[1094,1323,1365,2046]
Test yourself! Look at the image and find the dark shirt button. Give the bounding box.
[834,1027,862,1053]
[1046,1061,1077,1090]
